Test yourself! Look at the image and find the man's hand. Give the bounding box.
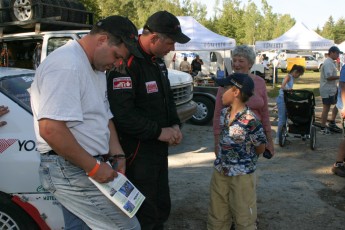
[109,155,126,174]
[158,127,178,143]
[158,126,182,145]
[91,161,118,183]
[171,125,183,145]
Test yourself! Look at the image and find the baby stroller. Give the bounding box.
[279,89,316,150]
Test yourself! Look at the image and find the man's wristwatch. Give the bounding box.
[109,154,126,159]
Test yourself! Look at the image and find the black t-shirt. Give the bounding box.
[191,59,203,71]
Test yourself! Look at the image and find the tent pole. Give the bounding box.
[223,50,225,75]
[273,66,276,88]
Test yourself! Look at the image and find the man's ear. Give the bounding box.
[97,34,108,46]
[151,34,159,44]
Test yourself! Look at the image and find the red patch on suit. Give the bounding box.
[146,81,159,93]
[113,77,132,89]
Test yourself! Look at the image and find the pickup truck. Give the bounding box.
[190,76,218,125]
[0,22,196,123]
[0,2,196,229]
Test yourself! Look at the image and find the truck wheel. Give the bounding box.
[0,0,10,23]
[190,96,214,125]
[10,0,38,22]
[0,194,39,230]
[9,0,47,28]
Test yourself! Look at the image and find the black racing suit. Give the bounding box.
[107,44,180,230]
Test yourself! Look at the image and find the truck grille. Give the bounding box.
[171,84,193,105]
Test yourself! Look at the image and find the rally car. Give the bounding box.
[0,67,65,229]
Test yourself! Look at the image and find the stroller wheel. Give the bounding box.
[279,125,287,147]
[310,125,316,150]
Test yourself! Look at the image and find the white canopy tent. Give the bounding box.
[139,16,236,74]
[167,16,235,74]
[173,16,236,51]
[255,22,334,51]
[337,41,345,52]
[139,16,236,50]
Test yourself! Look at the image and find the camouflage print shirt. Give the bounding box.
[214,106,267,177]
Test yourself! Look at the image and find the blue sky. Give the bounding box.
[199,0,344,30]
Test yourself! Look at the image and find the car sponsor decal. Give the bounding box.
[0,139,18,154]
[146,81,158,94]
[113,77,132,90]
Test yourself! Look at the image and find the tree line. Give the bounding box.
[80,0,345,45]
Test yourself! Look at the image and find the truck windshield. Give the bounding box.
[0,74,35,112]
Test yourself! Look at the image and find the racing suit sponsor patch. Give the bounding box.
[113,77,132,90]
[146,81,159,93]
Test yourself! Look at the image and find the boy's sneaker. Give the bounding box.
[332,163,345,177]
[328,122,342,133]
[319,127,330,135]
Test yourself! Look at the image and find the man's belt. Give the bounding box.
[42,150,110,161]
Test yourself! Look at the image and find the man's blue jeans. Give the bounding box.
[39,154,140,230]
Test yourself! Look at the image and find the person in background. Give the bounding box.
[336,57,341,71]
[272,56,280,84]
[179,56,191,74]
[275,64,305,144]
[261,56,270,70]
[107,10,190,229]
[207,73,267,230]
[0,105,9,127]
[340,52,345,70]
[331,65,345,177]
[30,16,142,230]
[191,54,204,75]
[319,46,342,135]
[213,45,274,157]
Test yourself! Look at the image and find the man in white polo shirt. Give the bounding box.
[319,46,342,134]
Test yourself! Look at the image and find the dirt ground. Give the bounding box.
[165,97,345,230]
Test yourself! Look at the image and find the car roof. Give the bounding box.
[0,67,35,79]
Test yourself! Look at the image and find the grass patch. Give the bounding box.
[266,70,321,98]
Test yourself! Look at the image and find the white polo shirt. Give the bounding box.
[319,57,338,98]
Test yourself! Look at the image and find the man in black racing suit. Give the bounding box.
[107,11,190,230]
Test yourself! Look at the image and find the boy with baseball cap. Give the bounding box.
[208,73,267,230]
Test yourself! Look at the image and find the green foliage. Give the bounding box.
[333,18,345,44]
[78,0,101,22]
[258,0,277,40]
[78,0,345,45]
[272,14,295,38]
[321,16,335,39]
[216,0,244,40]
[241,1,262,45]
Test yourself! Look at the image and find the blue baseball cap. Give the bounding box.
[328,46,343,54]
[215,73,254,97]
